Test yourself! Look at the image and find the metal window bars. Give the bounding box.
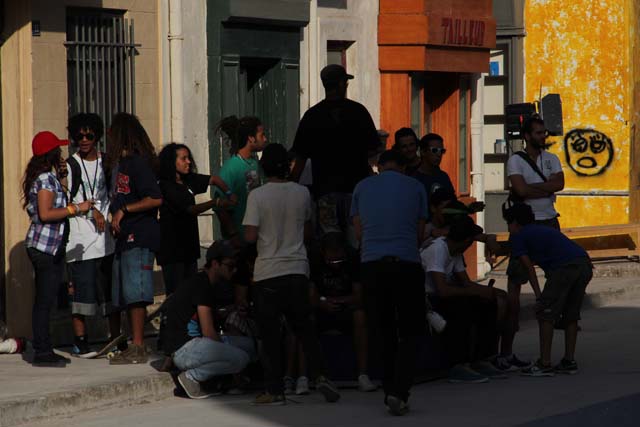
[65,11,140,151]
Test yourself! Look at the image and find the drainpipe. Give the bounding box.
[168,0,184,143]
[471,73,489,279]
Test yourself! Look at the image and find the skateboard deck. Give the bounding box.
[92,334,127,359]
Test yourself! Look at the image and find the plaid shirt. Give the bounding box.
[25,172,68,255]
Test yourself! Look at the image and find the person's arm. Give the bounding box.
[520,254,542,298]
[244,225,258,244]
[453,270,494,299]
[187,198,234,216]
[417,218,426,246]
[353,215,362,244]
[209,175,239,206]
[528,172,565,193]
[111,196,162,234]
[196,305,221,342]
[430,271,477,298]
[290,155,308,183]
[509,174,552,199]
[37,190,92,222]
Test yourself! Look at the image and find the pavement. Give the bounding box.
[1,261,640,427]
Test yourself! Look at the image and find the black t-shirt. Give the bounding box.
[310,252,360,298]
[157,173,210,266]
[412,169,456,197]
[292,98,379,198]
[110,155,162,252]
[161,272,216,355]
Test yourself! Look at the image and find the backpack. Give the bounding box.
[66,152,109,201]
[506,151,547,206]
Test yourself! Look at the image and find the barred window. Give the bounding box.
[65,8,138,150]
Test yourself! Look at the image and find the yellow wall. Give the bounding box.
[524,0,631,226]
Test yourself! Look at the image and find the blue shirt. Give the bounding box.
[511,224,588,272]
[351,171,428,263]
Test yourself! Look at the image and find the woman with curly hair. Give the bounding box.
[106,113,162,365]
[157,143,236,295]
[23,131,93,367]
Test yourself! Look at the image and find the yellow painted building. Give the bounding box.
[524,0,640,227]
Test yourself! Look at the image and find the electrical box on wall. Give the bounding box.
[541,94,563,136]
[505,102,536,139]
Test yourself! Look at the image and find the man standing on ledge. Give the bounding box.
[290,64,379,248]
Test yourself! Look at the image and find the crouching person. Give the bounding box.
[162,241,250,399]
[503,203,592,376]
[421,215,508,383]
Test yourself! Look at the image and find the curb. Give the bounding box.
[0,373,175,427]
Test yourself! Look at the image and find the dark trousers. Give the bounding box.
[430,295,498,367]
[360,259,426,402]
[27,247,65,355]
[161,261,197,296]
[253,274,328,395]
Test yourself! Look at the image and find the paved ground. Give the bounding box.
[18,296,640,427]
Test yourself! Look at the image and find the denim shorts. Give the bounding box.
[68,255,114,316]
[112,247,155,309]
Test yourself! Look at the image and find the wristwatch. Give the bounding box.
[225,190,233,197]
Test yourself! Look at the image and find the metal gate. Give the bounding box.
[65,9,139,150]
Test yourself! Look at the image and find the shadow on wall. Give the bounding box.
[317,0,347,9]
[5,241,33,339]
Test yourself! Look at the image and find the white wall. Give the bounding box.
[300,0,380,125]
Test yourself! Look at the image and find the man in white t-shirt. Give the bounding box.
[498,116,565,372]
[65,113,119,358]
[243,143,340,406]
[421,215,507,384]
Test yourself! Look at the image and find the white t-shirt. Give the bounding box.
[507,151,562,220]
[420,237,466,294]
[242,181,312,282]
[65,154,115,262]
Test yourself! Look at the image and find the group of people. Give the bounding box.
[21,64,592,416]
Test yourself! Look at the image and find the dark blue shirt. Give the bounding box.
[351,170,428,263]
[511,224,588,271]
[412,169,455,197]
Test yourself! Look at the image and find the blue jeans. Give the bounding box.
[172,336,252,383]
[27,247,65,355]
[112,247,155,309]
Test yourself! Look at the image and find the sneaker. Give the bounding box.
[521,360,555,377]
[315,376,341,402]
[32,352,70,367]
[386,395,410,416]
[492,356,518,372]
[283,376,295,395]
[71,340,98,359]
[177,372,216,399]
[554,358,578,375]
[109,343,148,365]
[253,392,286,406]
[358,374,378,392]
[507,354,532,369]
[472,361,509,379]
[448,364,489,384]
[295,376,310,395]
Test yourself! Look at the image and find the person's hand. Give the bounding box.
[57,159,68,179]
[93,209,106,232]
[111,208,125,235]
[76,200,93,214]
[467,201,486,213]
[219,198,236,210]
[473,285,494,300]
[485,234,501,256]
[228,194,238,206]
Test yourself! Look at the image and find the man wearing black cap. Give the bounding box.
[290,64,380,247]
[161,241,254,399]
[350,150,428,416]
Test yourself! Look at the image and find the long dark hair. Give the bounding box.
[22,148,62,209]
[215,116,262,155]
[105,113,158,172]
[158,143,197,181]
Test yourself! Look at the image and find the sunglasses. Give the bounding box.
[427,147,446,155]
[74,132,96,142]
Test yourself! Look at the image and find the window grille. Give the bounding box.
[65,8,139,150]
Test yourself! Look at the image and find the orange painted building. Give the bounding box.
[378,0,496,195]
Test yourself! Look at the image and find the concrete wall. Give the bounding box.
[524,0,631,227]
[1,0,162,336]
[300,0,380,125]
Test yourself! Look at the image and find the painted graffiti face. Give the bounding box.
[564,129,613,176]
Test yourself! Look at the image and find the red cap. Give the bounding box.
[32,131,69,156]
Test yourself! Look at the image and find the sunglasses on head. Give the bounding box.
[74,132,96,142]
[427,147,446,155]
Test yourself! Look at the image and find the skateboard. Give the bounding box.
[91,333,127,359]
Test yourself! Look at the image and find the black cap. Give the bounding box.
[378,149,407,167]
[205,240,235,262]
[320,64,354,83]
[447,215,484,242]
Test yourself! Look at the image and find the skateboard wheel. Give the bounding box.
[107,351,115,359]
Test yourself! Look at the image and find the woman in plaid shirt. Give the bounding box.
[22,131,92,367]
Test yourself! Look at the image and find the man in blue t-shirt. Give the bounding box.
[350,150,427,416]
[504,203,592,377]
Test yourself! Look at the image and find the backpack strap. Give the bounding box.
[514,151,547,182]
[66,155,86,201]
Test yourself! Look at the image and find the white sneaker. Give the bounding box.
[358,374,377,392]
[295,376,310,395]
[283,376,295,395]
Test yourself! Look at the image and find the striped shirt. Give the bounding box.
[25,172,68,255]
